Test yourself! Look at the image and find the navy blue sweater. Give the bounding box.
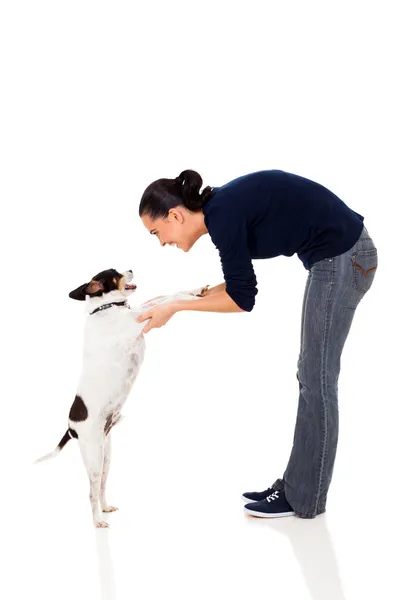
[202,170,364,312]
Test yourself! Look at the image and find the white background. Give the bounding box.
[1,1,399,599]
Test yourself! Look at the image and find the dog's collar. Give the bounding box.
[90,301,129,316]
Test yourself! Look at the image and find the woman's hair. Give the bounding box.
[139,169,214,220]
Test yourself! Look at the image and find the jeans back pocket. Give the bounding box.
[351,247,378,294]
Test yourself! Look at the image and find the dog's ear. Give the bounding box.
[86,280,104,294]
[69,283,89,301]
[69,279,105,301]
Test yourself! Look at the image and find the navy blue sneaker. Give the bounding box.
[243,490,295,518]
[241,487,274,503]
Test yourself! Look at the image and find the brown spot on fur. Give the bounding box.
[104,412,123,436]
[69,395,89,422]
[104,413,113,435]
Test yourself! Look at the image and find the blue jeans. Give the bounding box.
[273,225,378,518]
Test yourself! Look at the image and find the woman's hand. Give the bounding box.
[136,303,177,333]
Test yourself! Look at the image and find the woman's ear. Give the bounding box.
[169,207,184,223]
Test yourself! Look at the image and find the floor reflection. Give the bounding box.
[246,514,346,600]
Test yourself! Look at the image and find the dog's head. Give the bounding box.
[69,269,137,301]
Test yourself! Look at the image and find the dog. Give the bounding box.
[35,268,208,528]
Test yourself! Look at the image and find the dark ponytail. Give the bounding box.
[139,169,214,220]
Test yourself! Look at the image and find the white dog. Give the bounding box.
[35,268,207,528]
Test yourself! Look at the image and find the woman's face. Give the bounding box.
[141,207,203,252]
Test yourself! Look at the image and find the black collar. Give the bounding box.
[90,301,129,316]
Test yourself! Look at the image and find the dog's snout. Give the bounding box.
[124,270,134,282]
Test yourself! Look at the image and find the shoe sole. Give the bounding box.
[243,506,295,518]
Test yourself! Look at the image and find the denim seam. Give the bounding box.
[313,263,335,517]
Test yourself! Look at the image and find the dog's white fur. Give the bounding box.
[35,271,207,528]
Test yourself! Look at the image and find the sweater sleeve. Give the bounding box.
[205,205,258,312]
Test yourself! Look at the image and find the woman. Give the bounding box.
[137,169,378,519]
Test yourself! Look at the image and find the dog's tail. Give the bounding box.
[34,429,75,464]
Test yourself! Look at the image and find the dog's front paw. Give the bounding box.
[95,521,110,528]
[198,285,210,297]
[184,285,210,297]
[102,505,119,513]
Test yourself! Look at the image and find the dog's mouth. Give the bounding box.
[120,271,137,294]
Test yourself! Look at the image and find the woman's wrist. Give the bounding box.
[171,302,183,314]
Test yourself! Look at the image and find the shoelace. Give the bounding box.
[265,491,280,503]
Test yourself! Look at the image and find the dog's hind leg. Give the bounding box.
[100,434,118,514]
[78,432,108,528]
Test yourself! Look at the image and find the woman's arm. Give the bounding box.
[174,289,243,313]
[205,204,258,312]
[136,288,244,332]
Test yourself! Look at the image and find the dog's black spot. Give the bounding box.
[68,428,78,439]
[69,395,88,422]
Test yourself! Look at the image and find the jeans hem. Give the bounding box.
[294,508,326,519]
